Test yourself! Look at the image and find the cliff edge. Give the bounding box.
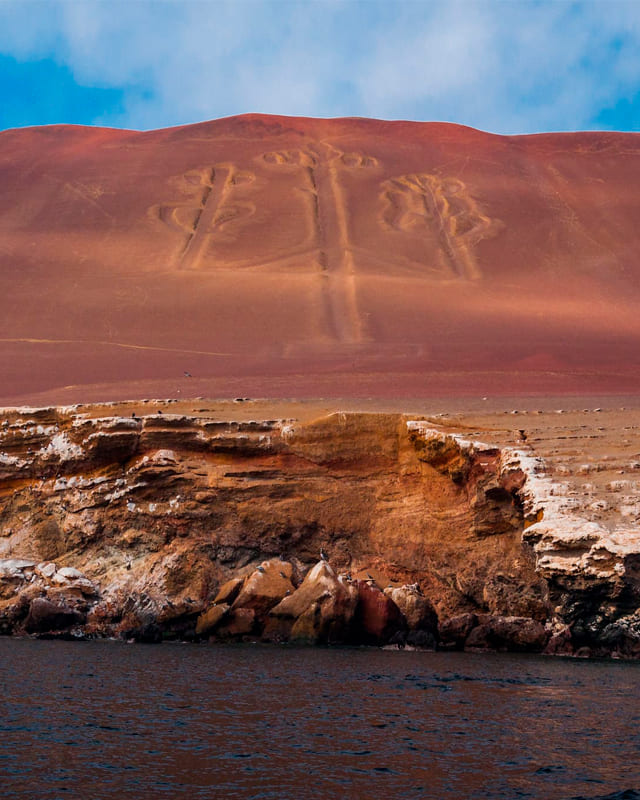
[1,403,638,657]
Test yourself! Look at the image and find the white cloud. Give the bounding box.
[0,0,638,133]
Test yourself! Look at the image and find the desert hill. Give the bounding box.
[0,114,639,403]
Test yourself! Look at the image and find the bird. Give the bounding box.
[131,412,137,418]
[184,371,192,378]
[320,548,329,562]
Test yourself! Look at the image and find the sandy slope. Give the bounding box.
[0,115,639,403]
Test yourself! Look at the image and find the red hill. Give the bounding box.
[1,114,639,403]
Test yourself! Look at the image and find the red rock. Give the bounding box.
[0,408,555,647]
[543,626,575,656]
[353,581,406,645]
[1,404,635,657]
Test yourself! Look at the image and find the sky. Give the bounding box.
[0,0,639,135]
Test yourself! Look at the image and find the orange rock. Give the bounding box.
[214,577,244,605]
[195,603,229,636]
[232,559,295,620]
[216,607,256,639]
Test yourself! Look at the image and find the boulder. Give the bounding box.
[352,581,406,645]
[267,561,357,644]
[213,576,245,605]
[232,559,295,620]
[72,578,99,597]
[0,587,39,632]
[464,615,549,652]
[35,562,57,579]
[544,625,575,656]
[0,559,36,578]
[57,566,86,580]
[385,585,438,635]
[598,613,640,658]
[0,560,33,599]
[438,613,478,649]
[216,607,256,638]
[24,597,84,634]
[195,603,230,637]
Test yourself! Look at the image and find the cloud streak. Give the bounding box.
[0,0,638,133]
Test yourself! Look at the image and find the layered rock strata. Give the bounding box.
[0,405,638,657]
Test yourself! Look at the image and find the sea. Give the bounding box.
[0,638,638,799]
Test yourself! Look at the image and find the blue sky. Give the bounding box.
[0,0,638,134]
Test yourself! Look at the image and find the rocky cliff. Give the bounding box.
[1,404,638,657]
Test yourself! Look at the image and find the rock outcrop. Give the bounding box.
[0,404,638,656]
[266,561,358,644]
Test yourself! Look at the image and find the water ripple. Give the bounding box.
[0,640,638,799]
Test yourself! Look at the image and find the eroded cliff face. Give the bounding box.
[0,405,638,656]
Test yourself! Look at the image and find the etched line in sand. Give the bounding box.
[381,173,500,280]
[261,144,378,344]
[314,145,364,344]
[62,182,114,221]
[0,338,233,357]
[152,165,255,269]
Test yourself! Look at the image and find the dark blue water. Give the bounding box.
[0,639,638,799]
